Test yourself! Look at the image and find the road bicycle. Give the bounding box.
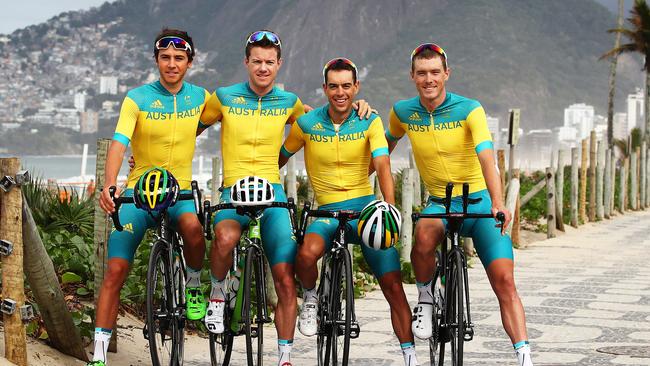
[411,183,504,366]
[296,202,361,366]
[109,181,203,366]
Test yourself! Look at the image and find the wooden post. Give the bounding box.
[639,141,648,210]
[588,131,597,221]
[556,150,565,231]
[286,156,297,200]
[631,149,638,210]
[511,169,521,246]
[619,158,627,213]
[636,147,641,209]
[400,169,413,261]
[596,141,605,220]
[579,139,588,223]
[211,156,221,200]
[497,149,506,202]
[92,139,117,352]
[646,146,650,207]
[546,167,556,238]
[0,158,28,366]
[409,149,422,207]
[604,149,612,219]
[504,177,520,235]
[570,147,579,227]
[610,150,617,215]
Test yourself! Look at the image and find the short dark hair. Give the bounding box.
[245,30,282,60]
[411,48,447,72]
[153,28,195,61]
[324,61,357,84]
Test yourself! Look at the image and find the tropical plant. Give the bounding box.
[605,0,625,147]
[603,0,650,143]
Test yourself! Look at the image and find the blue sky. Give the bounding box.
[0,0,112,34]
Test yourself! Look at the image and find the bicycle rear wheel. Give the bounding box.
[243,246,265,366]
[448,251,465,366]
[429,251,443,366]
[329,249,353,366]
[146,241,184,366]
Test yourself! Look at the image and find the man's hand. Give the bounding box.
[99,185,120,215]
[352,99,377,119]
[492,206,512,235]
[304,103,314,113]
[128,155,135,170]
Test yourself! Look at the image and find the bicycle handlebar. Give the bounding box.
[296,202,361,244]
[412,211,505,224]
[202,200,297,240]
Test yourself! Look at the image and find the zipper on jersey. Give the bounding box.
[253,97,262,175]
[428,111,452,185]
[333,119,344,199]
[167,94,178,172]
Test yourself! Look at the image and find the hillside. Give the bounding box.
[1,0,643,130]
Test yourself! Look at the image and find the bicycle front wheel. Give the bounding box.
[429,250,443,366]
[329,249,353,366]
[146,241,184,366]
[448,252,465,366]
[209,331,234,366]
[243,246,265,366]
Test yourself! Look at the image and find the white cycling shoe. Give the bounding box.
[298,302,318,337]
[411,303,433,339]
[205,300,225,334]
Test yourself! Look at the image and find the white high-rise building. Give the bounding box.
[74,92,86,112]
[563,103,594,141]
[99,76,118,95]
[486,115,499,143]
[613,112,628,140]
[626,88,644,134]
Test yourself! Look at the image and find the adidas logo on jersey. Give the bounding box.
[408,112,422,121]
[312,122,325,132]
[150,99,164,109]
[111,222,134,234]
[232,96,247,105]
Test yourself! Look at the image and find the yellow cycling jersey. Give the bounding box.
[387,92,493,198]
[113,81,211,190]
[281,105,389,205]
[200,82,304,186]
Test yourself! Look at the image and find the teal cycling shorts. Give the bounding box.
[305,195,401,279]
[212,183,297,267]
[421,189,514,267]
[108,189,197,262]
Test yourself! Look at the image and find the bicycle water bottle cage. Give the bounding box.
[230,176,275,206]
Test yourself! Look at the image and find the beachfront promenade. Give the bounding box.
[3,210,649,365]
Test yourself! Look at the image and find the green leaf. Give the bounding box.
[39,330,49,340]
[61,272,82,284]
[76,287,89,296]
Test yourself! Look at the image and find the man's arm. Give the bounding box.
[198,91,223,135]
[477,149,511,234]
[99,141,127,214]
[373,155,395,205]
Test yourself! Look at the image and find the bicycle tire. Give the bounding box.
[429,251,443,366]
[146,240,183,366]
[243,245,264,366]
[329,249,353,366]
[209,331,234,366]
[316,255,333,366]
[448,251,465,366]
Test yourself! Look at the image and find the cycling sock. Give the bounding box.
[185,266,202,288]
[92,327,112,362]
[416,279,433,304]
[278,339,293,365]
[400,342,419,366]
[513,341,533,366]
[210,273,226,301]
[302,286,318,304]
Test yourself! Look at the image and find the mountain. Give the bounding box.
[0,0,644,132]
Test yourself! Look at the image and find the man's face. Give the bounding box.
[323,69,359,115]
[245,46,282,91]
[410,56,449,102]
[156,47,192,86]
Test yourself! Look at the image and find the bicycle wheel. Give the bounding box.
[316,256,333,366]
[146,240,183,366]
[243,246,264,366]
[209,331,234,366]
[448,251,465,366]
[429,251,443,366]
[329,249,353,366]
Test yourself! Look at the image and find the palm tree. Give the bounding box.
[603,0,650,143]
[605,0,625,148]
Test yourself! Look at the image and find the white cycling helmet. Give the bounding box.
[357,200,402,250]
[230,176,275,206]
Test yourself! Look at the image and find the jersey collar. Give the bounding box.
[154,80,187,96]
[245,81,277,98]
[418,91,450,113]
[324,104,359,127]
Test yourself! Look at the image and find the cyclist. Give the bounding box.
[279,58,420,366]
[199,31,373,366]
[385,43,533,366]
[91,29,213,366]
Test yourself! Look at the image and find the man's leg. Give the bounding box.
[271,262,298,364]
[295,233,327,337]
[176,212,207,320]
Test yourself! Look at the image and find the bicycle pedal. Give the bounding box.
[142,324,149,340]
[349,323,361,339]
[250,327,259,338]
[464,325,474,341]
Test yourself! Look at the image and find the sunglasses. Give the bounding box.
[411,43,447,68]
[322,58,358,83]
[155,36,192,53]
[246,30,282,47]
